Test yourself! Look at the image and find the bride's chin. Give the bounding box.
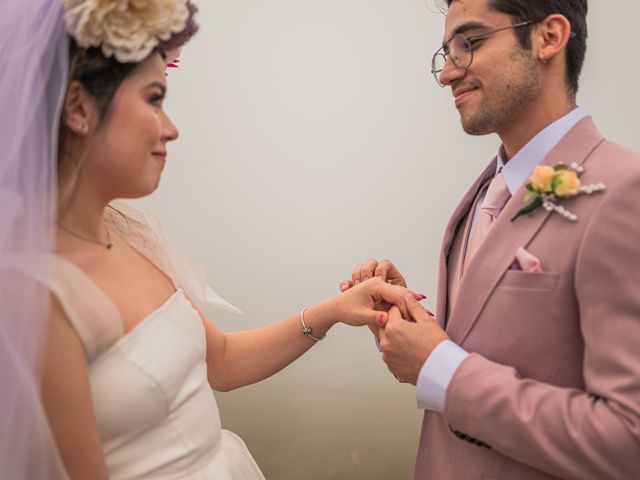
[116,183,160,200]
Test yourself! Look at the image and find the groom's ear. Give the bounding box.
[534,14,573,64]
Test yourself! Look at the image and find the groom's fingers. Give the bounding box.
[374,259,395,282]
[351,263,364,285]
[361,258,380,280]
[339,279,353,292]
[367,324,380,338]
[374,259,408,287]
[378,306,403,356]
[352,258,380,285]
[387,305,403,324]
[374,260,395,282]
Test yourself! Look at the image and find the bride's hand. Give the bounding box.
[327,277,423,328]
[339,258,408,292]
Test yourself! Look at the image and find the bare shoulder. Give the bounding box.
[42,295,110,479]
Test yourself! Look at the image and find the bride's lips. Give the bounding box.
[453,86,479,107]
[152,151,167,165]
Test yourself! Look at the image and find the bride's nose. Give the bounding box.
[161,110,179,142]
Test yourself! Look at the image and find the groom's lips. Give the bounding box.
[453,86,479,107]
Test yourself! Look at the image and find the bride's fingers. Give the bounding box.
[375,285,428,319]
[408,289,428,308]
[371,283,412,319]
[339,280,428,327]
[359,310,388,328]
[404,294,436,322]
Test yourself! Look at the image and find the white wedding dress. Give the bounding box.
[43,203,265,480]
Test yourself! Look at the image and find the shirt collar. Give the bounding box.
[497,106,588,194]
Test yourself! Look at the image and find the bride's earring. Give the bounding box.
[539,53,548,64]
[77,122,88,134]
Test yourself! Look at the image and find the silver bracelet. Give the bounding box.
[300,307,326,342]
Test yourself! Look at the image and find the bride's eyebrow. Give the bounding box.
[144,81,167,94]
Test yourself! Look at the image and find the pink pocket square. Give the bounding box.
[510,247,542,273]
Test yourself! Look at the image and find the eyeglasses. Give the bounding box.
[431,20,541,87]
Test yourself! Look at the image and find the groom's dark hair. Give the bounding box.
[445,0,588,97]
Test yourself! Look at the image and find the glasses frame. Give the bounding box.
[431,19,541,87]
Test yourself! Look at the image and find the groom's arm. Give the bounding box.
[443,171,640,480]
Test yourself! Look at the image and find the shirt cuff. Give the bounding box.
[416,340,469,412]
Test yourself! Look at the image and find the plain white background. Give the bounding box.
[142,1,640,478]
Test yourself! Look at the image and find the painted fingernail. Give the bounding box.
[427,310,434,317]
[378,313,386,326]
[419,294,427,300]
[340,284,348,292]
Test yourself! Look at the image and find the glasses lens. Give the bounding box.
[448,34,472,70]
[432,53,446,84]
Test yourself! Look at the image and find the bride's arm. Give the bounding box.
[41,297,110,480]
[187,279,415,392]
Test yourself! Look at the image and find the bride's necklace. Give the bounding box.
[58,223,114,250]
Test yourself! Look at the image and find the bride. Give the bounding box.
[0,1,418,479]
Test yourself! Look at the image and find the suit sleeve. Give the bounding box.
[443,172,640,480]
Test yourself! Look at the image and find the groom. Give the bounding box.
[345,0,640,478]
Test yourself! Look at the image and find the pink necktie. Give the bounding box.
[464,172,511,269]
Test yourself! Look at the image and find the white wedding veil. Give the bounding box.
[0,0,69,478]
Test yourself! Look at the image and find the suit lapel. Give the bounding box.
[435,160,497,327]
[446,116,606,344]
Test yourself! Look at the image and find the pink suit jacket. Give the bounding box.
[413,117,640,480]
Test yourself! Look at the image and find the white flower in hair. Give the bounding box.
[61,0,190,63]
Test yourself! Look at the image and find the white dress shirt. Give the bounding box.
[416,106,588,412]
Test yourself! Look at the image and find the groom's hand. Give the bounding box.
[378,296,448,385]
[339,258,408,292]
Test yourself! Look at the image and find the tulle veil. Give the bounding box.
[0,0,70,478]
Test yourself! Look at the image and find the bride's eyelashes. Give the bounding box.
[143,81,167,107]
[148,91,165,107]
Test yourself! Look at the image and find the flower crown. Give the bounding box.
[61,0,199,63]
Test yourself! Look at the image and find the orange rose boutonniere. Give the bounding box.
[511,163,606,222]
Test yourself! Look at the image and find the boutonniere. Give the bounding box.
[511,162,606,222]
